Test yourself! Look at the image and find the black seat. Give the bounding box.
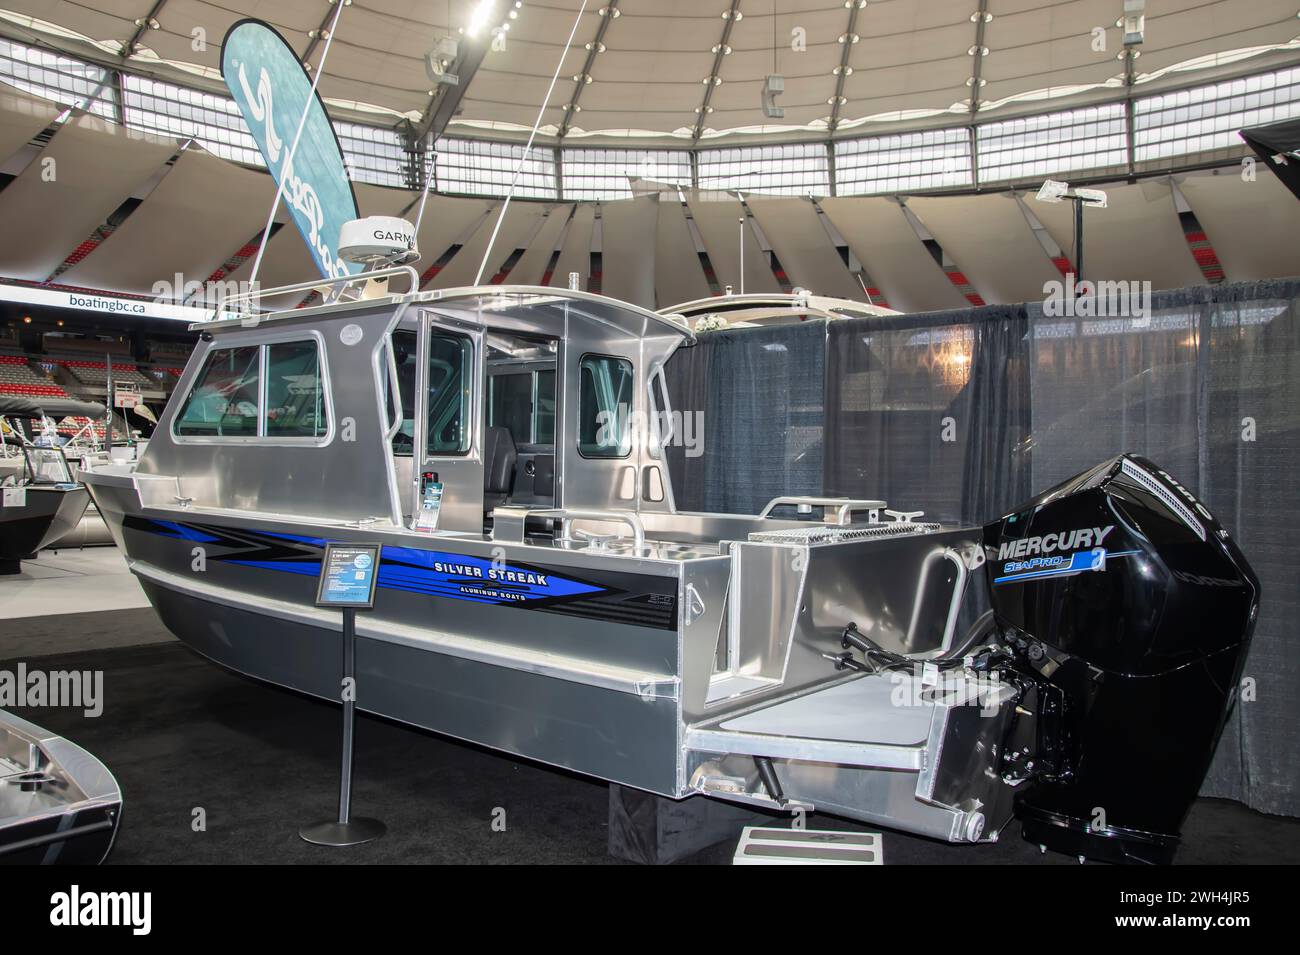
[483,425,517,509]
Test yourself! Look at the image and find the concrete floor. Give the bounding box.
[0,546,150,622]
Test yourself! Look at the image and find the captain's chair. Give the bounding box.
[483,425,517,510]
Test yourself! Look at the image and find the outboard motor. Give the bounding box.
[984,454,1259,863]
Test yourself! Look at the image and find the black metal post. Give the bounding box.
[337,607,356,824]
[299,606,385,846]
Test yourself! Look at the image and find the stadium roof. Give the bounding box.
[0,0,1297,144]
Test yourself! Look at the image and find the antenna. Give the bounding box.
[247,0,348,295]
[475,0,590,286]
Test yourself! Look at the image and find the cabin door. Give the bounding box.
[414,314,485,534]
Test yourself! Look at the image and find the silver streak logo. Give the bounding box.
[998,525,1114,561]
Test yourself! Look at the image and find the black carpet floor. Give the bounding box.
[4,610,1298,865]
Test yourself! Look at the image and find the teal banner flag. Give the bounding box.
[221,19,360,280]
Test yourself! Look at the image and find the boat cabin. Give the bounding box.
[142,280,696,542]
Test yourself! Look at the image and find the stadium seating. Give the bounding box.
[0,355,70,398]
[59,359,153,388]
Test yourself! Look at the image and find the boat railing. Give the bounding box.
[215,265,422,322]
[758,496,887,526]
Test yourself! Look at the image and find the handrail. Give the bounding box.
[906,547,969,659]
[759,495,887,526]
[217,265,422,318]
[528,507,647,551]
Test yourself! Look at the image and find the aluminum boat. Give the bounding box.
[0,709,121,864]
[79,267,1259,863]
[0,397,93,574]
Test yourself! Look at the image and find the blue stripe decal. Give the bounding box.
[151,520,220,543]
[138,520,607,607]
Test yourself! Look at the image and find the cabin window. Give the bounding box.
[265,341,327,438]
[174,340,327,441]
[428,333,472,454]
[578,354,633,458]
[174,345,260,437]
[535,369,556,445]
[388,330,417,455]
[488,372,533,442]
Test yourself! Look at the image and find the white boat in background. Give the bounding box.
[662,291,899,331]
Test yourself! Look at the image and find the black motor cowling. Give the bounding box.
[983,454,1259,864]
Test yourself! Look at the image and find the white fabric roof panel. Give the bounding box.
[426,200,546,289]
[978,1,1124,108]
[748,197,863,302]
[59,144,279,294]
[0,113,175,282]
[687,192,780,295]
[146,0,315,73]
[599,194,658,310]
[508,203,573,286]
[0,82,57,167]
[1179,170,1300,282]
[413,194,496,268]
[821,197,969,313]
[1032,180,1206,291]
[549,202,595,290]
[5,0,1300,138]
[655,197,711,307]
[905,193,1063,305]
[1129,0,1300,78]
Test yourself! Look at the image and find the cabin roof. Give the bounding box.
[195,284,695,345]
[416,286,695,343]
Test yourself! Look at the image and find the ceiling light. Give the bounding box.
[466,0,497,37]
[721,10,742,20]
[695,105,714,114]
[970,11,993,22]
[712,44,732,55]
[599,5,621,17]
[585,41,606,52]
[703,76,722,86]
[833,65,853,76]
[828,95,847,106]
[968,45,989,56]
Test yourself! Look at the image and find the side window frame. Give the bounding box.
[425,330,474,457]
[171,331,333,446]
[577,352,634,460]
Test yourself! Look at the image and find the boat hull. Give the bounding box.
[0,485,90,571]
[140,577,681,793]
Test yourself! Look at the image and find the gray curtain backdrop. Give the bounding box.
[665,279,1300,817]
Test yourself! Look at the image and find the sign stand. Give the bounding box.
[300,543,387,847]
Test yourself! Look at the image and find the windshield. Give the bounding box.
[22,446,74,485]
